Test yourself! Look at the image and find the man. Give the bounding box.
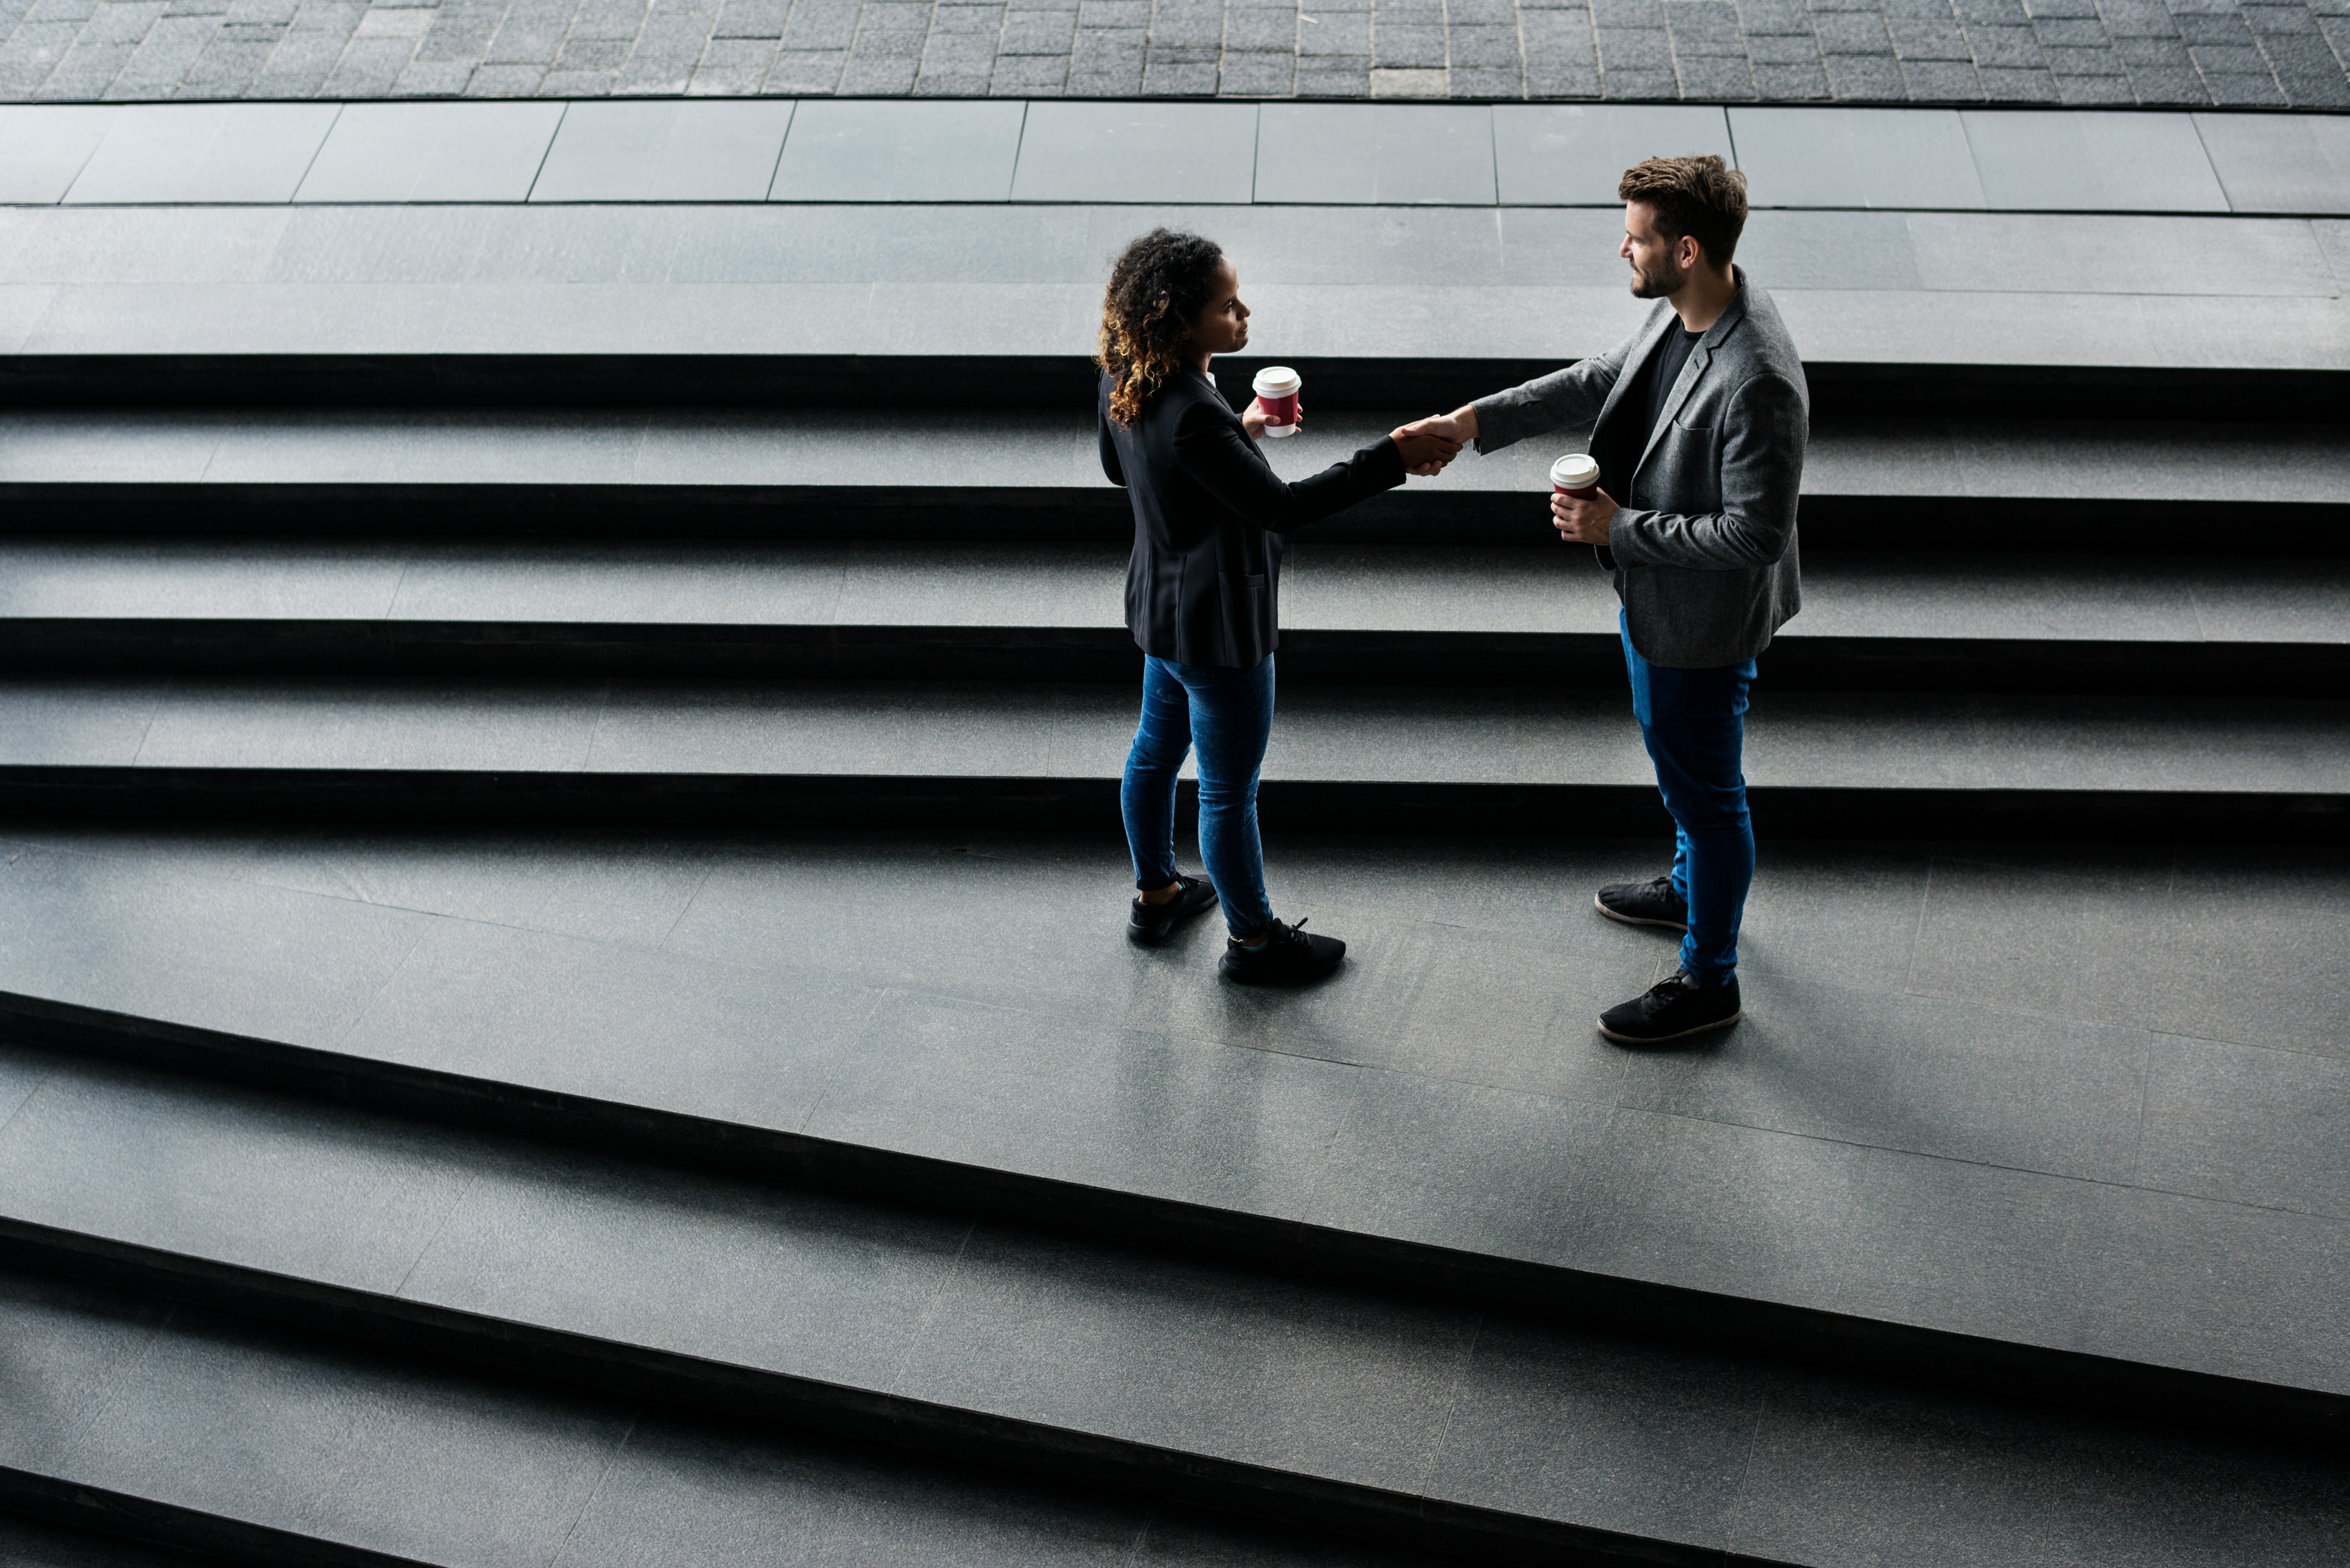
[1408,154,1806,1046]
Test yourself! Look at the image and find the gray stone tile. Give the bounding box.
[0,1052,474,1293]
[583,680,1068,778]
[294,99,567,201]
[397,1141,969,1389]
[1959,106,2231,209]
[563,1415,1176,1567]
[55,1307,632,1568]
[0,1269,171,1472]
[1430,1321,1770,1551]
[1493,102,1734,202]
[2136,1033,2350,1219]
[1339,918,1652,1098]
[1905,209,2335,295]
[1728,104,1986,206]
[0,103,116,203]
[531,98,796,201]
[1735,207,1922,286]
[2184,556,2350,643]
[1730,1367,2350,1566]
[129,680,607,773]
[1900,849,2175,1028]
[2138,849,2350,1058]
[897,1225,1475,1492]
[1252,102,1496,202]
[2193,108,2350,213]
[1011,99,1261,201]
[0,1036,53,1130]
[1296,1068,1620,1260]
[228,828,718,947]
[0,844,427,1050]
[770,97,1025,200]
[1734,841,1931,993]
[0,537,407,618]
[341,916,881,1130]
[1571,1108,1870,1303]
[1618,974,2153,1182]
[1835,1144,2112,1346]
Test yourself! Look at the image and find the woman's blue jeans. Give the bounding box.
[1620,611,1756,985]
[1121,653,1277,937]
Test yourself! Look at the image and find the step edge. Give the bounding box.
[2,990,2341,1453]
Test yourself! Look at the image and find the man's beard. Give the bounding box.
[1628,256,1683,299]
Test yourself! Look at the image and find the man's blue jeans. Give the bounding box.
[1121,653,1278,937]
[1620,611,1756,985]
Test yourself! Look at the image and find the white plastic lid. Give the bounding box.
[1551,453,1601,488]
[1252,366,1301,396]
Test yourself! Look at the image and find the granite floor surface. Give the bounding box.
[0,826,2342,1397]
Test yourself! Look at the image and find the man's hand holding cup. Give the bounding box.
[1550,453,1616,546]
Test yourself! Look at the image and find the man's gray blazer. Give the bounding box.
[1470,268,1807,669]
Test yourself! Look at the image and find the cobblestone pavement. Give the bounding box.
[3,0,2347,108]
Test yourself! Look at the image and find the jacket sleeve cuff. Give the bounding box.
[1468,394,1529,455]
[1605,509,1657,564]
[1369,434,1409,487]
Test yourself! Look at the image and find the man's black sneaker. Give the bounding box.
[1598,971,1742,1045]
[1128,874,1219,944]
[1594,875,1689,933]
[1218,918,1346,986]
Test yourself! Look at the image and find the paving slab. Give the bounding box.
[0,104,115,206]
[292,102,567,205]
[1960,109,2231,213]
[1492,105,1734,206]
[770,99,1027,202]
[529,100,796,204]
[2194,112,2350,216]
[59,104,339,207]
[1252,104,1498,205]
[1010,102,1262,204]
[1729,107,1986,210]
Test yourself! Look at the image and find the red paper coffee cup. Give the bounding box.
[1551,453,1601,498]
[1253,367,1302,437]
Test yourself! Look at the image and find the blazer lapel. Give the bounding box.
[1591,304,1678,438]
[1632,270,1752,474]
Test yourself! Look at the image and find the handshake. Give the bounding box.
[1388,412,1468,475]
[1383,404,1619,546]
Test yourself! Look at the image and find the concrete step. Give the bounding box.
[0,675,2338,838]
[0,826,2343,1448]
[0,540,2339,694]
[1,1039,2343,1565]
[5,205,2346,415]
[0,1265,1456,1568]
[3,409,2341,552]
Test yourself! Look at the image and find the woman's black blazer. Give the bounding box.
[1099,369,1405,669]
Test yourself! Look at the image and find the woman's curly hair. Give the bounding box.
[1098,228,1227,427]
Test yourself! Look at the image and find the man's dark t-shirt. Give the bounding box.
[1596,321,1705,501]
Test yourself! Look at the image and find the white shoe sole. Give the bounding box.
[1592,891,1689,933]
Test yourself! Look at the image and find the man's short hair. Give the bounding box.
[1618,155,1749,266]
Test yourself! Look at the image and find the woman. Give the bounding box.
[1098,228,1458,986]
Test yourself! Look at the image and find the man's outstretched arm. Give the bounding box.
[1397,337,1639,474]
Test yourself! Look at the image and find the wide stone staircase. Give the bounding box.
[0,177,2346,1562]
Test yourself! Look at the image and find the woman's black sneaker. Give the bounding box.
[1128,874,1220,944]
[1598,971,1742,1045]
[1594,875,1689,933]
[1218,918,1346,986]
